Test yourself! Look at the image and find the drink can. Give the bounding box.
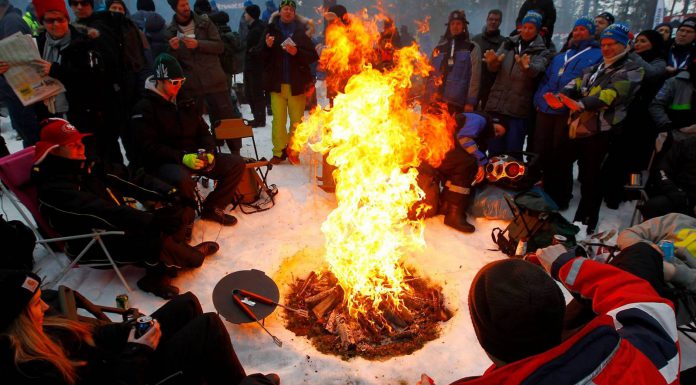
[629,173,642,187]
[116,294,129,310]
[552,234,568,246]
[659,240,675,262]
[515,238,528,257]
[135,316,154,338]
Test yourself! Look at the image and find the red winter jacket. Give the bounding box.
[451,253,680,385]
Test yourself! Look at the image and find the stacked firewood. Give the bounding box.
[285,270,451,358]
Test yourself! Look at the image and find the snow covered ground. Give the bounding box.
[1,86,689,384]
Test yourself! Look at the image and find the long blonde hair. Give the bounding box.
[3,312,94,385]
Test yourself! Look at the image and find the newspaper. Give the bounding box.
[0,32,65,106]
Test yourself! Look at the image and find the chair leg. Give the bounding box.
[45,237,98,288]
[96,235,132,292]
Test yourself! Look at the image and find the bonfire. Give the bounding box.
[286,10,454,359]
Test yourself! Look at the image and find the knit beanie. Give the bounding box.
[655,22,672,33]
[468,259,565,363]
[136,0,155,11]
[153,53,185,80]
[448,9,468,25]
[245,4,260,20]
[106,0,127,13]
[521,10,543,30]
[0,270,42,332]
[325,4,347,22]
[600,23,631,46]
[680,17,696,32]
[279,0,296,9]
[574,16,596,36]
[33,0,69,21]
[596,11,615,25]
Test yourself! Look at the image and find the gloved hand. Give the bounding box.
[183,153,205,170]
[543,92,564,109]
[473,165,485,185]
[558,93,583,112]
[203,153,215,171]
[536,244,568,273]
[152,205,183,234]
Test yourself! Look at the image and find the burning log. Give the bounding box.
[336,314,358,348]
[325,308,340,334]
[382,302,408,329]
[305,286,339,306]
[311,288,342,320]
[393,324,420,340]
[297,271,317,298]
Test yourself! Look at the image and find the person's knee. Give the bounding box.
[178,291,204,316]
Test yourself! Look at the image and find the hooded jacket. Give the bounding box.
[650,70,696,131]
[451,251,679,385]
[427,33,481,108]
[132,10,168,58]
[165,12,228,96]
[131,80,216,172]
[259,12,318,95]
[485,34,552,118]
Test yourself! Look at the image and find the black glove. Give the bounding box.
[152,205,183,234]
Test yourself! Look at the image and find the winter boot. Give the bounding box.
[137,266,180,299]
[442,184,475,233]
[444,202,475,233]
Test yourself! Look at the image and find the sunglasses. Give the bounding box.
[167,78,186,86]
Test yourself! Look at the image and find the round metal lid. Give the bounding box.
[212,269,279,324]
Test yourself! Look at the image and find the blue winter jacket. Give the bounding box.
[427,34,481,108]
[534,39,601,114]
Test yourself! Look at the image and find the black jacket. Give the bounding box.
[36,26,108,121]
[259,14,318,95]
[131,88,216,172]
[245,19,266,70]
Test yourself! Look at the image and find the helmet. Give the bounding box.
[485,154,526,183]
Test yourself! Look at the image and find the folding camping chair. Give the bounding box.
[213,119,278,213]
[491,193,552,256]
[42,285,138,325]
[0,147,130,291]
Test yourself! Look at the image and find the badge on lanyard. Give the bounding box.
[557,67,565,76]
[447,57,454,67]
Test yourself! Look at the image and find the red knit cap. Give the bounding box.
[33,0,70,22]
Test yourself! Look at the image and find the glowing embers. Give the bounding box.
[284,268,451,360]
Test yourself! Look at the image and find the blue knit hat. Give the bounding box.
[600,23,631,46]
[574,17,596,36]
[521,10,543,30]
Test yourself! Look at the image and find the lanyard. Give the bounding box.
[588,63,605,88]
[560,47,591,73]
[671,52,691,69]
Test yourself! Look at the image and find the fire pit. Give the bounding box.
[283,268,451,360]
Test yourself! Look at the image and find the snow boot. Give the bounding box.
[444,202,475,233]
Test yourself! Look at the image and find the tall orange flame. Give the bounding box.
[291,12,453,318]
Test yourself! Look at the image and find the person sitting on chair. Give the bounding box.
[131,53,246,226]
[31,118,219,299]
[0,270,280,385]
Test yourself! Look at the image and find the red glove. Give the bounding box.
[543,92,564,109]
[558,93,582,112]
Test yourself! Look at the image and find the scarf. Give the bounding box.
[42,31,72,114]
[603,46,628,68]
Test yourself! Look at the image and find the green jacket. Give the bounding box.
[649,71,695,131]
[561,53,644,138]
[22,12,39,36]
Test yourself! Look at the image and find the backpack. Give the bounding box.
[220,31,245,75]
[491,188,579,256]
[0,215,36,270]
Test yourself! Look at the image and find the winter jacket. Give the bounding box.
[427,34,481,108]
[131,82,216,172]
[36,26,109,121]
[1,323,153,385]
[165,12,228,96]
[666,42,696,71]
[132,10,168,59]
[652,136,696,203]
[451,251,679,385]
[485,34,552,119]
[259,13,318,96]
[245,18,266,71]
[534,39,601,114]
[560,53,644,138]
[455,112,495,166]
[31,155,175,262]
[0,5,30,38]
[472,28,504,106]
[650,71,696,132]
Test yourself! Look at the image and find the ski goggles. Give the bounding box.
[485,155,526,182]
